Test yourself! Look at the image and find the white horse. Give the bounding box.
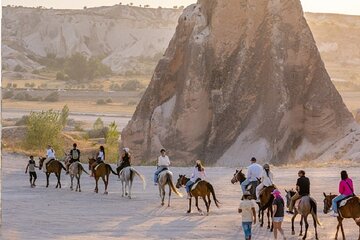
[158,170,183,207]
[119,167,146,199]
[68,162,89,192]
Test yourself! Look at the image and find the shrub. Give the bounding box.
[109,83,121,91]
[93,117,104,130]
[121,80,142,91]
[87,127,108,139]
[14,92,36,101]
[24,110,64,152]
[96,99,106,105]
[105,121,120,162]
[44,92,59,102]
[106,98,113,104]
[15,115,29,126]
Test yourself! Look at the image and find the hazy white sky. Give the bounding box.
[2,0,360,15]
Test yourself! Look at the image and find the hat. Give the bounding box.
[123,148,130,153]
[243,191,251,196]
[251,157,256,162]
[263,164,270,169]
[271,189,281,196]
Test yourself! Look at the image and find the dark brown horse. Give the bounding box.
[231,169,259,199]
[88,157,118,194]
[323,193,360,240]
[258,185,276,231]
[176,175,220,215]
[39,157,66,188]
[285,189,320,240]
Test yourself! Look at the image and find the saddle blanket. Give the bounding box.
[339,196,355,208]
[190,180,205,191]
[94,163,104,171]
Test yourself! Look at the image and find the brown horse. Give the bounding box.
[176,175,220,215]
[88,157,118,194]
[39,157,66,188]
[231,169,259,199]
[258,185,276,231]
[323,193,360,240]
[285,189,321,240]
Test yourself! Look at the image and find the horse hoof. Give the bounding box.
[128,196,131,199]
[79,190,81,192]
[167,204,170,207]
[199,212,204,216]
[161,203,164,206]
[187,210,191,214]
[292,231,295,235]
[104,192,108,195]
[299,234,303,236]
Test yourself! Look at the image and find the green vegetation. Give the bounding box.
[24,106,69,154]
[87,117,108,138]
[105,121,120,163]
[121,79,142,91]
[44,92,59,102]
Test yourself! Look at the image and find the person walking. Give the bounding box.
[238,191,257,240]
[272,189,286,240]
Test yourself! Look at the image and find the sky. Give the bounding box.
[2,0,360,15]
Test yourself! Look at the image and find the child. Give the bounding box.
[25,155,38,187]
[238,191,257,240]
[272,189,286,240]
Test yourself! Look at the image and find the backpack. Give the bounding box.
[72,149,79,160]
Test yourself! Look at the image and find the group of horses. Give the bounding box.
[231,169,360,240]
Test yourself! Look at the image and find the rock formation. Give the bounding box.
[121,0,356,166]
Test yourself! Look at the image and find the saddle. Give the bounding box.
[190,180,204,191]
[339,196,355,208]
[246,181,260,196]
[94,162,105,171]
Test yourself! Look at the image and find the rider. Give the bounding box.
[117,148,131,174]
[287,170,310,214]
[91,145,105,177]
[331,170,355,217]
[255,163,274,203]
[185,160,207,199]
[44,145,56,172]
[66,143,80,174]
[153,149,170,185]
[241,157,262,194]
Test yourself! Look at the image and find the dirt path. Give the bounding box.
[1,152,359,239]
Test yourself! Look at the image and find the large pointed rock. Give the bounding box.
[121,0,354,166]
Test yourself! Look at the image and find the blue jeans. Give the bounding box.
[153,166,167,183]
[185,180,194,193]
[332,194,347,213]
[242,221,252,240]
[241,179,256,193]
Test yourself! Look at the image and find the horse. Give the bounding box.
[176,175,220,215]
[258,185,276,231]
[118,167,146,199]
[39,157,66,188]
[64,154,89,192]
[88,157,118,194]
[231,169,259,199]
[323,193,360,240]
[157,170,183,207]
[285,189,321,240]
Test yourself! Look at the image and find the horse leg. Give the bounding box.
[291,213,296,235]
[58,172,61,188]
[299,215,304,236]
[266,208,270,229]
[195,197,202,215]
[103,175,108,194]
[76,175,80,192]
[339,218,346,240]
[335,217,341,240]
[46,173,50,188]
[128,179,133,199]
[95,177,99,193]
[302,215,309,240]
[312,212,318,240]
[121,181,125,197]
[167,184,171,207]
[202,197,209,215]
[55,173,59,188]
[207,193,211,208]
[260,208,264,227]
[187,197,192,213]
[161,187,165,206]
[70,175,74,190]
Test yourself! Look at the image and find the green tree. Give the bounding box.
[105,121,120,163]
[65,53,88,81]
[93,117,104,130]
[25,110,64,153]
[60,105,69,128]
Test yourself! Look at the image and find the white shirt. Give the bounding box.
[239,199,256,222]
[98,151,104,161]
[46,149,55,159]
[190,167,206,182]
[261,170,274,186]
[247,163,263,181]
[158,155,170,167]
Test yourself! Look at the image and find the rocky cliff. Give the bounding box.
[121,0,355,166]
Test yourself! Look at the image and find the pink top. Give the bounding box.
[339,178,354,196]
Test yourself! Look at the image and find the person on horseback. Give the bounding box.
[117,148,131,173]
[240,157,262,194]
[25,155,38,188]
[331,170,355,217]
[287,170,310,214]
[91,145,105,177]
[185,160,207,199]
[44,145,56,172]
[153,149,170,185]
[255,163,274,203]
[66,143,80,174]
[238,191,257,240]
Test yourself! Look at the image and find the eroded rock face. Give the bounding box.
[122,0,354,166]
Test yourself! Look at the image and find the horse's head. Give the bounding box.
[88,157,96,170]
[63,153,71,165]
[231,169,245,184]
[284,189,296,208]
[323,192,336,214]
[176,174,188,189]
[38,157,46,170]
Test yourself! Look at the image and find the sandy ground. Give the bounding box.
[1,152,359,240]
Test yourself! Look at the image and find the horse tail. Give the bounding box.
[107,164,118,176]
[207,182,221,208]
[310,198,322,226]
[79,163,89,175]
[167,172,183,197]
[130,167,146,190]
[59,161,67,171]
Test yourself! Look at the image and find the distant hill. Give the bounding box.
[2,6,360,85]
